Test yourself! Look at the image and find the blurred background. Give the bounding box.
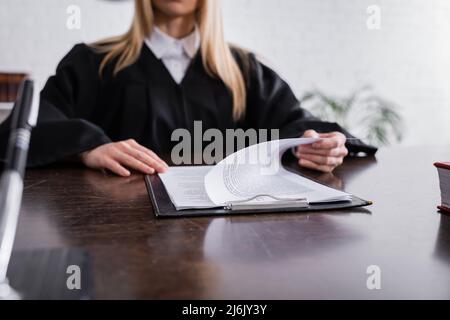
[0,0,449,146]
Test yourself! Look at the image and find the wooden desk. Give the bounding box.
[11,147,450,299]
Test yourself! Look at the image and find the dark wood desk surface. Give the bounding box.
[11,147,450,299]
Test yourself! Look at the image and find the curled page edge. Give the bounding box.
[204,138,320,205]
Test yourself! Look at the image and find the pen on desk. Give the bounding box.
[0,79,39,299]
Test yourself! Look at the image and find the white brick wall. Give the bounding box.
[1,0,449,146]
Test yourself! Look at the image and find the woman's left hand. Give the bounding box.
[295,130,348,173]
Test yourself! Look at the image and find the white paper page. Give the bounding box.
[158,166,219,210]
[205,138,351,205]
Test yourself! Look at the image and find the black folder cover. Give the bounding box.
[144,174,372,218]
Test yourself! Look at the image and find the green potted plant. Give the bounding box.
[300,86,404,146]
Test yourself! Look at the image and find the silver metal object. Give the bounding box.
[0,278,21,300]
[0,171,24,299]
[0,79,39,300]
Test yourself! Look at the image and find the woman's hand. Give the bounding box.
[296,130,348,173]
[80,139,168,177]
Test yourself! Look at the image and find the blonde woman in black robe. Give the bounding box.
[0,0,376,176]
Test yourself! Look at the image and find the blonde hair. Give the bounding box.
[92,0,246,120]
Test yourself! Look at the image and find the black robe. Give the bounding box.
[0,44,376,167]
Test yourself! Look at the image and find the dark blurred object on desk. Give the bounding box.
[0,73,28,103]
[0,73,28,123]
[435,162,450,214]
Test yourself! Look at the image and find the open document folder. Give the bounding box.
[152,138,367,214]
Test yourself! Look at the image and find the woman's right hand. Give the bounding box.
[80,139,168,177]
